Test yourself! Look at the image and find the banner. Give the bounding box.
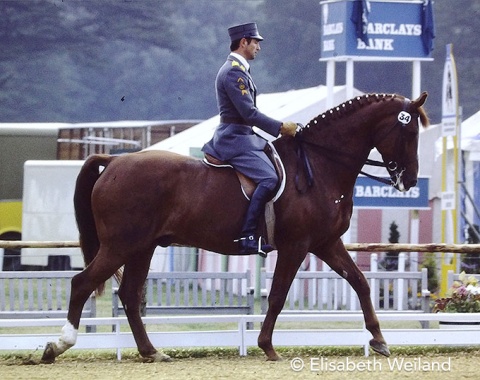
[320,0,436,60]
[353,176,429,209]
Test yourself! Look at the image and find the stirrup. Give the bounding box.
[258,237,274,258]
[234,236,273,258]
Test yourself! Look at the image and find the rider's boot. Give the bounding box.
[235,185,274,257]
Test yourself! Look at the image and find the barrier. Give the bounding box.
[1,313,480,359]
[0,241,79,249]
[0,241,479,359]
[112,271,255,330]
[0,271,96,332]
[1,240,480,253]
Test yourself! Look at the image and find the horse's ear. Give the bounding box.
[412,91,428,108]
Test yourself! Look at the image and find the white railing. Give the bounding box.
[1,313,480,360]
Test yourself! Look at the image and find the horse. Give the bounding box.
[41,91,428,363]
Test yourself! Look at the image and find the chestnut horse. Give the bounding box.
[41,92,428,363]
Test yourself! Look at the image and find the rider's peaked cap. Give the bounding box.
[228,23,264,42]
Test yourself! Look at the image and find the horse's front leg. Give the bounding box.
[258,248,307,361]
[315,240,390,357]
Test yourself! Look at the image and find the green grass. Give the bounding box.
[2,345,480,363]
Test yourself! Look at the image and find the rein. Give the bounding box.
[293,98,415,192]
[294,133,392,192]
[294,132,314,193]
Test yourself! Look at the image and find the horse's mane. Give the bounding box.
[302,93,429,131]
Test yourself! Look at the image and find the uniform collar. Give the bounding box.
[230,53,250,72]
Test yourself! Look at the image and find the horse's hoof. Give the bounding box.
[369,339,391,357]
[40,342,57,364]
[148,351,172,362]
[266,354,283,362]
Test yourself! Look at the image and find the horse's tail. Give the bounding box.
[74,154,122,295]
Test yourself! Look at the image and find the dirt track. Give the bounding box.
[1,351,479,380]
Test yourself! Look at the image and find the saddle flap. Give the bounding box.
[203,142,285,201]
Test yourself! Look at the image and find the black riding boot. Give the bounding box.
[236,185,274,257]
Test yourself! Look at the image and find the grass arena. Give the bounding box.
[1,347,479,380]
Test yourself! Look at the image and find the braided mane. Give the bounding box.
[303,93,397,130]
[301,92,429,132]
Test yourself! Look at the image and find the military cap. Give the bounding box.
[228,22,264,42]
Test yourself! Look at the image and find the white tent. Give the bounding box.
[419,109,480,243]
[462,109,480,155]
[145,84,363,156]
[460,110,480,231]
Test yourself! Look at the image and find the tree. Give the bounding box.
[381,221,400,271]
[0,0,479,123]
[462,224,480,274]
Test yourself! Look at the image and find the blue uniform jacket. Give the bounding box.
[202,54,282,162]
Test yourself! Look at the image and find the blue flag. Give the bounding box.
[351,0,371,44]
[421,0,436,54]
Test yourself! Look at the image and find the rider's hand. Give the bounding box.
[280,121,297,137]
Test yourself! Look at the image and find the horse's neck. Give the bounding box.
[305,112,375,186]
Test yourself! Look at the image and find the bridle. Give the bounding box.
[294,98,418,192]
[362,98,417,187]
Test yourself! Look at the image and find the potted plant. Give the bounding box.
[434,271,480,328]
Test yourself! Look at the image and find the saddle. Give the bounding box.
[203,141,285,201]
[203,141,286,249]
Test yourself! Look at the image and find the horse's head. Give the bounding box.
[373,92,429,192]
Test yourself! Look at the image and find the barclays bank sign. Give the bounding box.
[353,176,429,209]
[320,0,435,60]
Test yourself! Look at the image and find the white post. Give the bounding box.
[410,210,419,272]
[397,253,406,311]
[322,260,331,309]
[412,60,421,99]
[326,60,336,109]
[308,253,317,309]
[370,253,378,309]
[346,58,354,100]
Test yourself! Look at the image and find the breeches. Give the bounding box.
[228,150,278,191]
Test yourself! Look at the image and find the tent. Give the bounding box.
[145,84,363,156]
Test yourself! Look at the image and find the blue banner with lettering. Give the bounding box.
[320,0,435,60]
[353,176,429,209]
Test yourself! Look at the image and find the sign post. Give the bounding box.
[440,43,460,296]
[320,0,435,255]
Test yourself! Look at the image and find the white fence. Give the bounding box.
[262,253,430,313]
[1,313,480,360]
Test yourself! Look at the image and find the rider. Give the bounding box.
[202,23,297,256]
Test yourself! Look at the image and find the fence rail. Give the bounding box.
[2,241,480,253]
[0,241,79,249]
[1,313,480,359]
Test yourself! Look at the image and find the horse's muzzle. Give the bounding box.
[396,177,417,192]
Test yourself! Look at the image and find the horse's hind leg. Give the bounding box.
[117,258,171,362]
[258,248,307,361]
[41,251,124,363]
[314,240,390,357]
